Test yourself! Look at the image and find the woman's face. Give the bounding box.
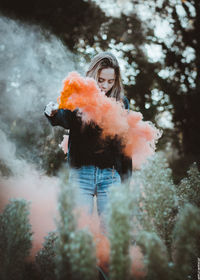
[97,67,115,95]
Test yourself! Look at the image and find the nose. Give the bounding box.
[102,81,108,89]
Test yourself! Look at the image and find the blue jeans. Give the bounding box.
[69,165,121,229]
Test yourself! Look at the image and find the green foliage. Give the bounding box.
[172,203,200,280]
[153,0,200,156]
[107,183,136,280]
[0,159,12,177]
[55,172,97,280]
[40,130,67,176]
[133,154,200,280]
[0,156,200,280]
[68,229,97,280]
[0,199,32,280]
[176,162,200,208]
[136,231,170,280]
[35,231,58,280]
[135,152,179,259]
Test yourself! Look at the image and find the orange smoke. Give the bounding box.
[75,207,146,278]
[0,175,146,278]
[75,207,110,271]
[57,72,162,169]
[0,173,59,258]
[130,245,147,279]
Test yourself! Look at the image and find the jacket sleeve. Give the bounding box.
[120,96,132,181]
[122,96,130,111]
[44,109,72,129]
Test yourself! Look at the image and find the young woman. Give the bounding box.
[44,52,132,228]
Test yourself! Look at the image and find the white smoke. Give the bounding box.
[0,16,80,117]
[0,129,30,175]
[0,15,82,170]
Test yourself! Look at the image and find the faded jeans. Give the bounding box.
[69,165,121,230]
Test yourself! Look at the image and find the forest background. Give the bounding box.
[0,0,200,182]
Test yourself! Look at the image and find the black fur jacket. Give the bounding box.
[45,97,132,181]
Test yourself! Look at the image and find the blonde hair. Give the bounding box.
[86,52,124,101]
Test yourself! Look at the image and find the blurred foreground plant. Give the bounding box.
[0,199,32,280]
[135,202,200,280]
[0,154,200,280]
[172,203,200,280]
[133,152,179,260]
[176,162,200,208]
[55,171,97,280]
[132,152,200,280]
[136,231,169,280]
[35,231,58,280]
[107,183,136,280]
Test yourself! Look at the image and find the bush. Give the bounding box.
[1,155,200,280]
[35,231,58,280]
[0,199,32,280]
[176,162,200,208]
[133,152,179,260]
[55,172,97,280]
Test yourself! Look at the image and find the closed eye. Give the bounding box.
[98,78,104,83]
[98,78,115,83]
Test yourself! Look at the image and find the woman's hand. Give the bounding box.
[44,102,59,116]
